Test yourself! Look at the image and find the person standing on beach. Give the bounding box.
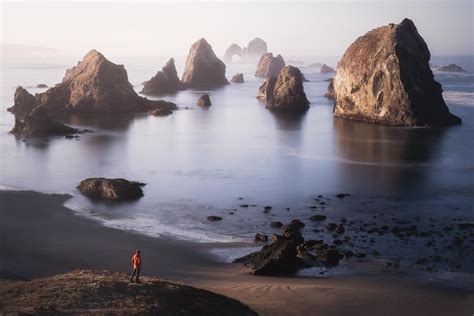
[130,250,141,283]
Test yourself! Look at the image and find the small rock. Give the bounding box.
[207,216,222,221]
[197,94,212,107]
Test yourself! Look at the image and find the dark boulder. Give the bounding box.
[197,94,212,107]
[78,178,145,201]
[230,73,244,83]
[207,216,223,221]
[309,214,327,221]
[254,233,268,242]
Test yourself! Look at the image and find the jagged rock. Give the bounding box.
[182,38,229,89]
[141,58,183,96]
[271,221,283,228]
[78,177,145,201]
[197,94,212,107]
[437,64,464,72]
[8,86,37,118]
[231,73,244,83]
[242,38,268,60]
[257,66,309,112]
[255,53,285,78]
[0,270,257,315]
[331,18,461,127]
[8,50,177,117]
[224,43,243,63]
[10,108,78,137]
[254,233,268,242]
[320,64,335,73]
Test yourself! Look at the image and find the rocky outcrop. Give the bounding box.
[10,108,78,137]
[331,18,461,126]
[197,94,212,107]
[257,66,309,112]
[182,38,229,89]
[255,53,285,78]
[242,38,268,60]
[437,64,464,72]
[0,270,257,315]
[141,58,183,96]
[231,73,244,83]
[7,50,177,117]
[320,64,335,73]
[9,86,37,118]
[224,43,243,63]
[78,178,145,201]
[324,78,334,99]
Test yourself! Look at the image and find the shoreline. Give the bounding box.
[0,189,473,315]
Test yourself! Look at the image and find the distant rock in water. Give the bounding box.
[320,64,335,73]
[307,62,323,68]
[231,73,244,83]
[78,178,145,201]
[36,83,48,88]
[257,66,309,112]
[255,53,285,78]
[324,78,334,99]
[242,38,268,60]
[10,108,78,137]
[224,43,243,63]
[0,270,257,315]
[8,50,177,117]
[331,18,461,127]
[141,58,184,96]
[182,38,229,89]
[197,94,212,107]
[437,64,465,73]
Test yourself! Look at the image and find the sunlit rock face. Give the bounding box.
[242,37,268,60]
[182,38,229,89]
[258,66,309,112]
[255,53,285,78]
[141,58,184,96]
[331,18,461,127]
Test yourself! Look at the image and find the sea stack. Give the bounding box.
[231,73,244,83]
[224,43,243,63]
[257,66,309,112]
[331,18,461,126]
[242,38,268,60]
[255,53,285,78]
[182,38,229,89]
[320,64,335,73]
[141,58,184,96]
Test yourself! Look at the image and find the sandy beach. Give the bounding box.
[1,189,472,315]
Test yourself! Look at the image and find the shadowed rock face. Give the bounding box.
[324,78,334,99]
[9,86,37,118]
[320,64,335,73]
[258,66,309,112]
[182,38,229,89]
[255,53,285,78]
[231,73,244,83]
[141,58,183,96]
[78,178,145,201]
[8,50,177,117]
[224,43,243,63]
[242,37,268,60]
[331,18,461,127]
[10,108,78,137]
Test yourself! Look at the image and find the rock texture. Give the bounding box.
[255,53,285,78]
[231,73,244,83]
[182,38,229,89]
[242,38,268,60]
[0,270,257,315]
[257,66,309,112]
[9,86,37,118]
[324,78,335,99]
[224,43,243,63]
[141,58,183,96]
[320,64,335,73]
[437,64,464,72]
[78,178,145,201]
[7,50,177,117]
[331,18,461,126]
[10,108,78,137]
[197,94,212,107]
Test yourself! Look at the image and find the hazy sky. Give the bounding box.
[1,0,473,59]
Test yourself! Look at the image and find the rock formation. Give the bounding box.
[9,86,36,118]
[224,43,243,63]
[257,66,309,112]
[255,53,285,78]
[0,270,257,315]
[10,108,78,137]
[78,178,145,201]
[331,18,461,126]
[242,38,268,60]
[320,64,335,73]
[140,58,183,96]
[36,83,48,88]
[230,73,244,83]
[8,50,177,117]
[182,38,229,89]
[437,64,464,72]
[324,78,334,99]
[197,94,212,107]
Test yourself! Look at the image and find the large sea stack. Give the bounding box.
[8,50,177,117]
[141,58,183,96]
[242,38,268,60]
[224,43,243,63]
[181,38,229,89]
[331,18,461,126]
[257,66,309,112]
[255,53,285,78]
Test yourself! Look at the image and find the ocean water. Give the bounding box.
[0,55,473,276]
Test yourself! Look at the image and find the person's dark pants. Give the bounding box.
[130,267,140,282]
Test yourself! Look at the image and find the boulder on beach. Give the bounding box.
[10,108,78,137]
[182,38,229,89]
[257,66,309,112]
[242,38,268,60]
[7,50,177,117]
[197,94,212,107]
[255,53,285,78]
[331,18,461,126]
[224,43,243,63]
[320,64,335,73]
[230,73,244,83]
[78,177,145,201]
[140,58,184,96]
[437,64,464,73]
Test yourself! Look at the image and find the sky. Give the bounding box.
[1,0,473,60]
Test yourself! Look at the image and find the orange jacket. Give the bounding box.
[132,254,141,269]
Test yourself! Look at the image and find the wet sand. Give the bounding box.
[0,190,472,315]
